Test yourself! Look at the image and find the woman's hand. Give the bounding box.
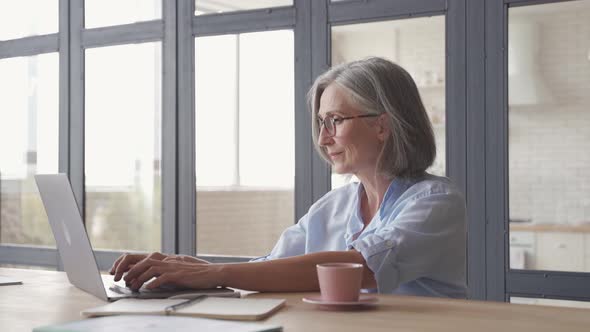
[122,259,224,291]
[109,252,168,282]
[162,255,210,265]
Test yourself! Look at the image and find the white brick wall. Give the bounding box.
[196,189,294,257]
[0,187,293,257]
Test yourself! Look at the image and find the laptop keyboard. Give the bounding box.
[109,282,170,294]
[108,283,138,295]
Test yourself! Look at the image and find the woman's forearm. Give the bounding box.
[218,250,376,292]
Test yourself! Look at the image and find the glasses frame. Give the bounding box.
[317,113,380,137]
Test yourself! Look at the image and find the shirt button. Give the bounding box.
[386,240,394,247]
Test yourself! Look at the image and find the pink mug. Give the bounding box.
[316,263,363,302]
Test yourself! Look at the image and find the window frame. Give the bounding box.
[0,0,471,294]
[0,0,467,280]
[189,3,297,260]
[483,0,590,302]
[4,0,586,305]
[0,0,64,269]
[324,0,471,293]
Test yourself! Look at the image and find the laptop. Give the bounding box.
[35,173,237,302]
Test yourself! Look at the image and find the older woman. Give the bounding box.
[111,57,466,298]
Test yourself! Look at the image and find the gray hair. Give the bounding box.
[308,57,436,178]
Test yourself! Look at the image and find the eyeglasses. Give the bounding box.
[317,114,380,137]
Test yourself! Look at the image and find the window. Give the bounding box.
[85,43,162,252]
[0,1,58,41]
[84,0,162,29]
[11,0,589,305]
[330,17,446,188]
[0,53,59,246]
[195,0,292,15]
[508,1,590,273]
[195,30,294,256]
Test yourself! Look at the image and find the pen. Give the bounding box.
[164,295,208,315]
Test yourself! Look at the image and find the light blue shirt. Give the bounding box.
[251,173,467,299]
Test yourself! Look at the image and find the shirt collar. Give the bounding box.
[344,183,365,246]
[344,175,423,246]
[379,176,423,220]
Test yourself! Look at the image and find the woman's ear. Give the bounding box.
[376,114,389,142]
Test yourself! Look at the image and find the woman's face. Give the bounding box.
[317,84,386,177]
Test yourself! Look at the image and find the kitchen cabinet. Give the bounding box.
[509,225,590,272]
[536,232,585,272]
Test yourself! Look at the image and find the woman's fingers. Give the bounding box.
[145,272,176,290]
[121,256,218,291]
[123,258,161,284]
[146,265,220,290]
[129,265,162,290]
[112,252,168,282]
[145,270,197,290]
[109,255,125,275]
[113,254,145,282]
[129,262,188,290]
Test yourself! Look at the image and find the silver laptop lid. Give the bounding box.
[35,174,109,301]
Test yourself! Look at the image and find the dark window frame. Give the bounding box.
[2,0,588,304]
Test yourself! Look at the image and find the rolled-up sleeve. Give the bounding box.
[351,190,466,294]
[250,214,308,262]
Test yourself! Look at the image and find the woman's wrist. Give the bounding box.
[215,263,232,288]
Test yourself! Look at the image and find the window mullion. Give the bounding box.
[177,0,196,256]
[69,0,85,222]
[161,0,178,254]
[294,0,315,221]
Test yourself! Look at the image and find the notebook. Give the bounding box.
[81,297,286,321]
[33,315,282,332]
[0,276,22,286]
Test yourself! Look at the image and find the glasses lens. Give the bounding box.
[317,116,335,136]
[325,116,334,136]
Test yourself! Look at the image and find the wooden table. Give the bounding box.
[1,268,589,331]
